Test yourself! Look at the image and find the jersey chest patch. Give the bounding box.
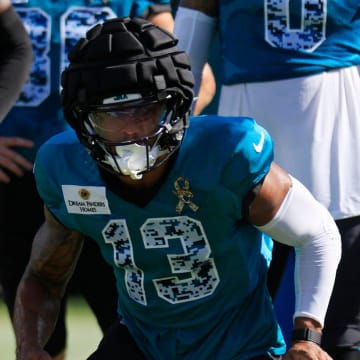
[62,185,111,214]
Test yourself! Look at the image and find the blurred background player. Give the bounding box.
[0,0,32,122]
[0,1,177,359]
[174,1,360,358]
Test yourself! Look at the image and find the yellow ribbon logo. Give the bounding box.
[173,177,199,214]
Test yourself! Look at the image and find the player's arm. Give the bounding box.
[0,0,11,12]
[0,0,32,122]
[145,4,173,32]
[174,0,217,114]
[145,2,215,115]
[14,206,84,360]
[177,0,217,16]
[246,163,341,359]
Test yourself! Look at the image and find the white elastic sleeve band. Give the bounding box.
[174,7,216,108]
[255,176,341,326]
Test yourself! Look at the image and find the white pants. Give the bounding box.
[218,66,360,220]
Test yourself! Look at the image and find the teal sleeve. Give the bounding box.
[131,1,172,18]
[222,119,274,201]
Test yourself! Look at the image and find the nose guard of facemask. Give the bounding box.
[104,143,160,180]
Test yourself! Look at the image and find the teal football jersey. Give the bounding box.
[219,0,360,83]
[0,0,171,162]
[34,115,286,359]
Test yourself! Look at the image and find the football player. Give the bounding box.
[174,2,360,358]
[0,0,31,122]
[14,17,340,360]
[0,1,172,360]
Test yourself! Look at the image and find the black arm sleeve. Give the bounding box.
[0,5,32,122]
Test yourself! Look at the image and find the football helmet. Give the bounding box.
[61,17,194,179]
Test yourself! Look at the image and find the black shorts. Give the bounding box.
[87,320,145,359]
[267,241,293,299]
[0,172,118,356]
[322,216,360,352]
[87,320,282,360]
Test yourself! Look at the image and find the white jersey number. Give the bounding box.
[102,217,220,306]
[14,6,115,107]
[265,0,326,52]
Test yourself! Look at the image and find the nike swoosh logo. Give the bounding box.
[253,131,265,153]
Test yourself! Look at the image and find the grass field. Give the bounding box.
[0,296,103,360]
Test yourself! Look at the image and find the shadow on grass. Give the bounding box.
[0,296,102,360]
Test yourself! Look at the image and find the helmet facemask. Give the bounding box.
[78,92,187,180]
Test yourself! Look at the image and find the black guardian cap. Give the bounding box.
[61,17,194,178]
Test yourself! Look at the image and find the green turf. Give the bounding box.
[0,296,102,360]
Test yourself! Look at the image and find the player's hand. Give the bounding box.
[16,348,52,360]
[283,341,333,359]
[0,136,34,183]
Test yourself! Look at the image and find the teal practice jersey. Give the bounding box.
[34,115,286,359]
[0,0,171,162]
[219,0,360,83]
